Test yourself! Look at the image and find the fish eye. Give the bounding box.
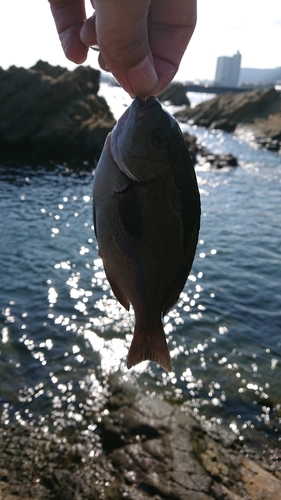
[152,130,169,149]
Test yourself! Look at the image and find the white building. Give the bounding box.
[214,51,242,87]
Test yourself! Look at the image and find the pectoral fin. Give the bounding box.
[162,224,199,316]
[115,184,142,240]
[105,269,131,311]
[99,250,130,311]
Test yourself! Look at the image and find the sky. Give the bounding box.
[0,0,280,82]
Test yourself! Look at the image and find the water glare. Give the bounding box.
[0,98,281,454]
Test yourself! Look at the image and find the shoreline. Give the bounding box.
[0,66,280,499]
[0,63,280,166]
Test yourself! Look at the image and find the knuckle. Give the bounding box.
[101,33,147,67]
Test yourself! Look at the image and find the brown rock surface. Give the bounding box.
[175,87,281,127]
[241,458,281,500]
[158,82,191,106]
[0,61,116,162]
[0,377,280,500]
[175,87,281,150]
[183,132,238,170]
[175,88,281,151]
[248,111,281,150]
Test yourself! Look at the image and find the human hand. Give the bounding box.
[49,0,197,98]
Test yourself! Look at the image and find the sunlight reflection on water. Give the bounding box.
[0,93,281,451]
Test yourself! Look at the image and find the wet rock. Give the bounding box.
[241,458,281,500]
[175,87,281,150]
[0,61,116,163]
[175,87,280,127]
[182,132,238,170]
[173,106,192,122]
[209,119,237,133]
[96,377,281,500]
[98,379,214,499]
[0,377,280,499]
[198,153,238,170]
[257,137,280,151]
[158,82,190,106]
[250,111,281,151]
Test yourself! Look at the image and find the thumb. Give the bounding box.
[81,0,158,98]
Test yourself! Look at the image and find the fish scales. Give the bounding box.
[93,96,201,371]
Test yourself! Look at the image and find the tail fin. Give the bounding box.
[127,327,172,372]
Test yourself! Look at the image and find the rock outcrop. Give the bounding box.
[0,377,280,500]
[0,61,116,163]
[175,87,281,151]
[183,132,238,170]
[243,110,281,151]
[158,82,191,106]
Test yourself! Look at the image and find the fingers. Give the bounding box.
[81,0,158,98]
[149,0,197,94]
[80,13,97,47]
[49,0,88,63]
[49,0,197,98]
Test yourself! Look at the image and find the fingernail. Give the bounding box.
[126,55,158,98]
[90,44,100,52]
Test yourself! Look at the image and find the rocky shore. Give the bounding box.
[1,63,279,170]
[174,86,281,152]
[0,376,280,500]
[1,65,281,500]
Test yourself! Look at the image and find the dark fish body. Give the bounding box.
[93,97,200,371]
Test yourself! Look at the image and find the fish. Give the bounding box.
[92,96,200,372]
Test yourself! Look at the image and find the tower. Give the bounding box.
[214,51,242,87]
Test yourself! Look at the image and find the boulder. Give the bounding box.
[98,379,214,499]
[0,376,281,500]
[158,82,190,106]
[197,153,238,170]
[0,61,116,163]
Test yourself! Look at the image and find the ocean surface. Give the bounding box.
[0,84,280,452]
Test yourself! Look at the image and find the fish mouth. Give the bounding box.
[110,95,165,182]
[134,96,160,118]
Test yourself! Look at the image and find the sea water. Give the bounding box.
[0,85,280,451]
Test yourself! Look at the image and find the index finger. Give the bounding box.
[49,0,88,63]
